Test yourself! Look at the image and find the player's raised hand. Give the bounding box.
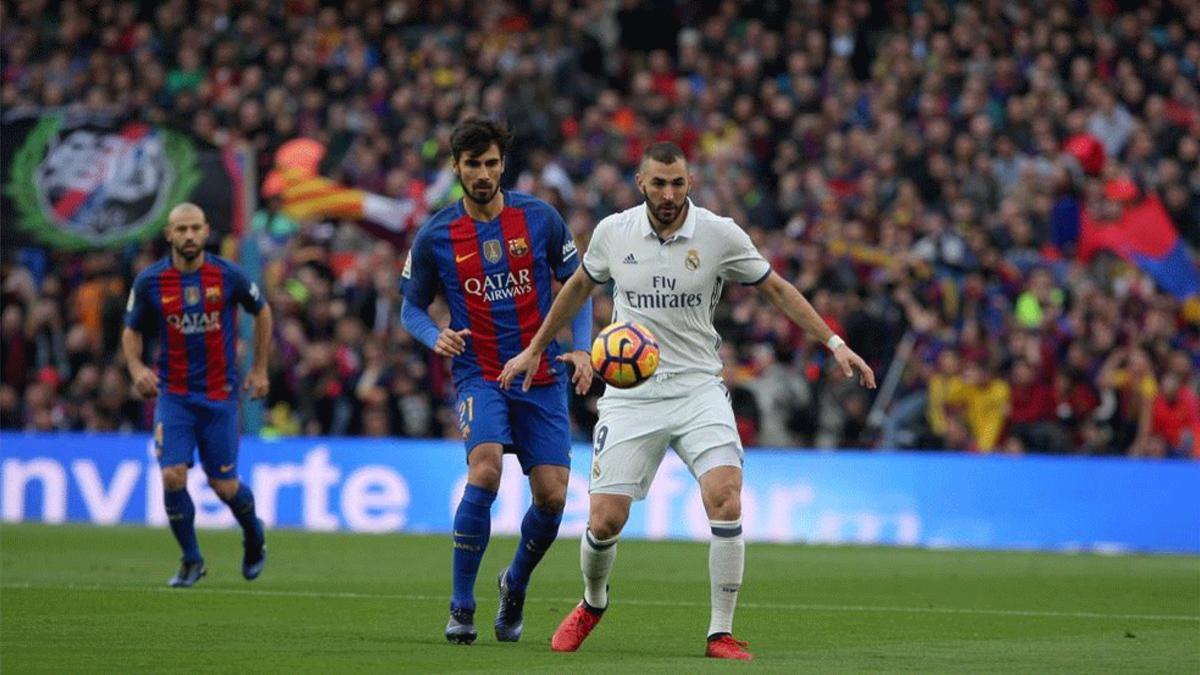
[557,349,594,395]
[833,344,877,389]
[130,363,159,399]
[434,328,471,357]
[243,366,269,399]
[499,347,542,391]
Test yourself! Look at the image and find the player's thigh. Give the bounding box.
[508,382,572,475]
[196,400,240,480]
[457,381,513,460]
[672,383,745,480]
[154,394,198,470]
[589,397,673,500]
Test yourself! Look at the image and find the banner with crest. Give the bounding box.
[1,112,247,250]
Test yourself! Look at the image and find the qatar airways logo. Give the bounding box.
[167,311,222,335]
[464,269,532,302]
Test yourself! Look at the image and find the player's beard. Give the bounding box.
[642,187,688,228]
[461,176,500,206]
[172,242,202,262]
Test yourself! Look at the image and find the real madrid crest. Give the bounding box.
[185,286,201,306]
[508,237,529,257]
[483,239,503,263]
[685,248,701,271]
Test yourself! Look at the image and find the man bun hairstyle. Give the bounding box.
[451,117,513,161]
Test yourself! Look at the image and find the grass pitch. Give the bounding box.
[1,523,1197,673]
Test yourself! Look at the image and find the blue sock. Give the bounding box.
[506,503,562,594]
[451,484,496,613]
[164,489,201,562]
[221,483,262,544]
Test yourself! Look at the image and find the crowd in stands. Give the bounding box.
[2,0,1198,457]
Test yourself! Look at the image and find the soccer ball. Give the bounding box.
[590,321,660,388]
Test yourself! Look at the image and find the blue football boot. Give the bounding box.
[445,606,477,645]
[494,567,525,642]
[242,518,266,581]
[168,558,207,588]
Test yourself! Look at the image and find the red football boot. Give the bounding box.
[706,635,753,661]
[550,601,604,652]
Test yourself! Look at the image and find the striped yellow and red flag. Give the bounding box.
[262,139,419,237]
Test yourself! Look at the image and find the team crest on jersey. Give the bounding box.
[483,239,503,263]
[685,248,701,271]
[205,286,222,303]
[154,422,164,454]
[185,286,201,306]
[508,237,529,257]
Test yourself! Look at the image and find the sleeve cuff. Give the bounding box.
[582,264,608,285]
[742,266,772,286]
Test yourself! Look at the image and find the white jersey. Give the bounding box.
[583,199,771,399]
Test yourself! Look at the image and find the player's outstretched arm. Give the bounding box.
[499,266,598,391]
[756,271,877,389]
[244,304,273,399]
[121,327,159,399]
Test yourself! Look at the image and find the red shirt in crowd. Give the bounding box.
[1151,387,1200,457]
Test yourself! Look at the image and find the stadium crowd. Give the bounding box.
[2,0,1198,457]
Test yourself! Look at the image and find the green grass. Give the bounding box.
[1,523,1197,673]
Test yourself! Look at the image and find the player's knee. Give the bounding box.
[530,469,568,514]
[161,466,188,491]
[532,490,566,514]
[588,509,627,540]
[706,484,742,520]
[208,478,239,501]
[467,464,501,491]
[588,516,622,540]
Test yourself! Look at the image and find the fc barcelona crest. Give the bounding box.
[185,286,201,306]
[205,286,222,303]
[483,239,503,263]
[508,237,529,257]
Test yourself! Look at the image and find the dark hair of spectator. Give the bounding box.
[450,117,513,162]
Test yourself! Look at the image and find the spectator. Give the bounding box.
[0,0,1196,458]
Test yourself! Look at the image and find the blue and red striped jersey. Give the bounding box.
[401,191,580,386]
[124,254,265,400]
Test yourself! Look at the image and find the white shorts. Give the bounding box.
[589,379,744,500]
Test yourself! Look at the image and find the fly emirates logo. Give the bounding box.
[167,311,222,335]
[464,269,533,303]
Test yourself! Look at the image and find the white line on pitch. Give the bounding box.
[4,582,1198,623]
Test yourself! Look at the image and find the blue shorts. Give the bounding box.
[154,392,240,480]
[455,378,571,474]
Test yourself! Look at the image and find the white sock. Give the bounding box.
[581,528,618,609]
[708,518,744,637]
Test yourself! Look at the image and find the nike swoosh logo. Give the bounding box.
[455,252,477,263]
[219,464,234,473]
[162,295,178,304]
[453,531,480,538]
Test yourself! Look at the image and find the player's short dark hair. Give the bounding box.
[450,117,513,161]
[642,141,687,167]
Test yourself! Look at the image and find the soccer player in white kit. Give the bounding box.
[499,142,876,660]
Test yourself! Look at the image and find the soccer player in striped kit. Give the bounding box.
[400,117,595,644]
[122,202,273,588]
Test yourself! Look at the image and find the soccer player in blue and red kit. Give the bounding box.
[401,118,594,644]
[122,202,273,588]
